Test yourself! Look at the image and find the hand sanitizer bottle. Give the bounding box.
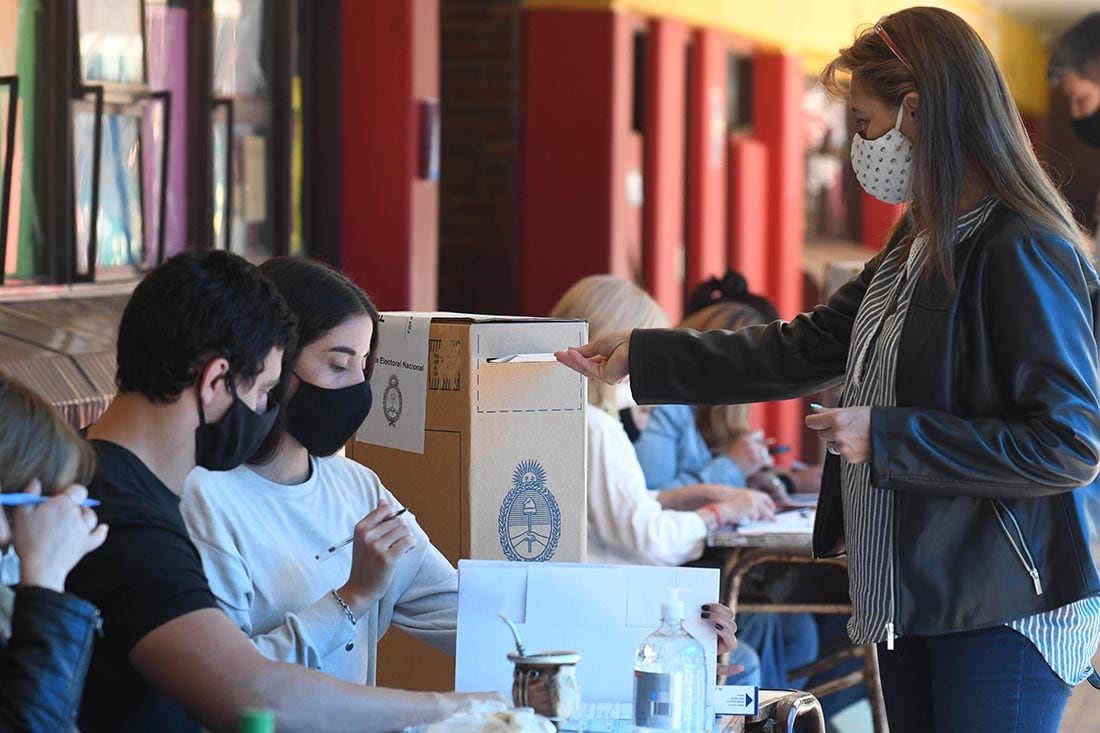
[633,588,707,732]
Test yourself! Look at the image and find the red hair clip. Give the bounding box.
[874,17,916,76]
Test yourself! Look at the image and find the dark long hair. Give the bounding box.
[250,257,379,464]
[820,7,1090,284]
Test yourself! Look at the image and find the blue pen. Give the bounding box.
[0,493,101,508]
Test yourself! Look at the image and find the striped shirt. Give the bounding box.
[839,196,1100,685]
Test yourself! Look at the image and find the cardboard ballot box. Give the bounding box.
[352,313,589,562]
[348,313,589,691]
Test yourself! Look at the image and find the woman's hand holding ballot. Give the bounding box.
[804,405,872,464]
[555,330,633,383]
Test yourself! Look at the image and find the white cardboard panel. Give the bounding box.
[455,561,720,705]
[467,321,588,563]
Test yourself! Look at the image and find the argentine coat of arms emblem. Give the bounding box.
[498,459,561,562]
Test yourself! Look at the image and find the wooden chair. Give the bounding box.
[720,547,889,733]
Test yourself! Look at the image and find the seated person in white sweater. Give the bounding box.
[549,276,768,684]
[550,275,777,566]
[182,261,746,688]
[181,257,455,685]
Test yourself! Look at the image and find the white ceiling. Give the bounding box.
[987,0,1098,35]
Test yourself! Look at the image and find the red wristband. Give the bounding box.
[702,503,724,530]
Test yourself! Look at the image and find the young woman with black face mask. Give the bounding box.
[179,257,457,687]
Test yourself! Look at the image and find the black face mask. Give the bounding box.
[286,375,373,456]
[1072,108,1100,147]
[195,378,279,471]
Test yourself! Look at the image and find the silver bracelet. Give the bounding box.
[331,588,357,626]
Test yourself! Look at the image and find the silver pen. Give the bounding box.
[314,508,408,561]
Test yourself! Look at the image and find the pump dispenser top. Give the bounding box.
[661,587,686,624]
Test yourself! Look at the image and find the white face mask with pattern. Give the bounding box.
[850,105,914,205]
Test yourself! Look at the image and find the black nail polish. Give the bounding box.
[701,604,711,611]
[715,623,724,631]
[701,612,711,619]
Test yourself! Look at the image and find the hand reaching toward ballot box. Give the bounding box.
[554,330,633,384]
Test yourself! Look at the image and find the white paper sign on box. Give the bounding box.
[358,313,432,454]
[455,560,720,707]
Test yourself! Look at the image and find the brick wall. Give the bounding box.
[438,0,524,314]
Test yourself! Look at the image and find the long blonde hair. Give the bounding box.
[680,302,770,453]
[549,275,669,411]
[0,374,95,494]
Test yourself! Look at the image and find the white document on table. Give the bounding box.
[783,493,818,508]
[454,560,720,708]
[734,508,815,536]
[357,313,432,454]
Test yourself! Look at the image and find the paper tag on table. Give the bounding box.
[713,685,759,716]
[357,313,431,454]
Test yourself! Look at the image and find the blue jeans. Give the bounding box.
[876,625,1072,733]
[725,639,762,688]
[735,612,819,689]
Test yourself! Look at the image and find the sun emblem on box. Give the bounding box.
[498,459,561,562]
[383,374,403,427]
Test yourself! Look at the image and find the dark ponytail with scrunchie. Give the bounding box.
[684,269,780,321]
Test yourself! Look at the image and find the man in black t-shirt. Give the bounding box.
[67,252,496,732]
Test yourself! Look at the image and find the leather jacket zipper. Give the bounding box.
[67,609,101,724]
[991,499,1043,595]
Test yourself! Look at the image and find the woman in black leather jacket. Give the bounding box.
[0,375,109,731]
[557,8,1100,733]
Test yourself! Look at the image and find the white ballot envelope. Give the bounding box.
[454,560,720,708]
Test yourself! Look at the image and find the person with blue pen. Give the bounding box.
[0,373,108,731]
